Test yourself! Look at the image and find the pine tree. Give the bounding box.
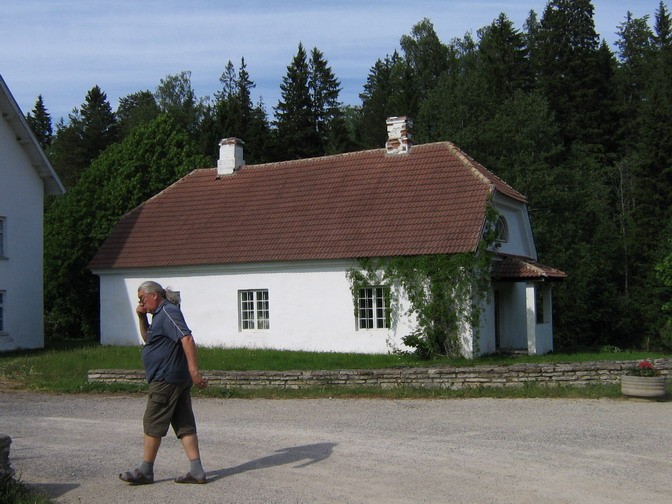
[208,58,269,163]
[79,85,119,160]
[48,85,118,187]
[309,48,349,154]
[477,13,531,102]
[25,95,53,150]
[359,52,405,148]
[534,0,609,148]
[274,43,321,159]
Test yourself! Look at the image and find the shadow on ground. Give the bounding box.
[207,442,336,482]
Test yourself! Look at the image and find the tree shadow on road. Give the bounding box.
[27,482,79,499]
[207,442,336,482]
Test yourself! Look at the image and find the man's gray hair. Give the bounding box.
[138,280,181,305]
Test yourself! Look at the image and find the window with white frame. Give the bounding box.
[495,216,508,243]
[0,291,5,333]
[0,217,6,257]
[239,289,270,330]
[357,286,390,329]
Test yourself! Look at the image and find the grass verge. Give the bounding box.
[1,343,667,398]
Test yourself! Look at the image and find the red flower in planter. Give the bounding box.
[626,360,660,377]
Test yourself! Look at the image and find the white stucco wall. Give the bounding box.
[96,260,419,354]
[0,116,45,351]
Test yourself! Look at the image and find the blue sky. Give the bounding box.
[1,0,665,123]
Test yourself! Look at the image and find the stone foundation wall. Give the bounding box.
[88,359,672,390]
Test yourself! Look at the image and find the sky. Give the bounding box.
[1,0,666,124]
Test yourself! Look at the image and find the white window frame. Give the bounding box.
[357,286,390,330]
[495,216,509,243]
[239,289,270,330]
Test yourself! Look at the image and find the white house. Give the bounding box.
[89,117,564,357]
[0,75,65,352]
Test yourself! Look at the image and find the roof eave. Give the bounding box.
[0,75,65,196]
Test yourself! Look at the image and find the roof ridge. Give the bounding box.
[446,142,495,188]
[221,141,471,172]
[238,146,385,171]
[445,142,526,202]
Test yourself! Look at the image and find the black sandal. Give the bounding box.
[119,468,154,485]
[175,472,207,484]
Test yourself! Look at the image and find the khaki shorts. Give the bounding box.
[143,381,196,439]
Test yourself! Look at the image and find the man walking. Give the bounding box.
[119,281,208,485]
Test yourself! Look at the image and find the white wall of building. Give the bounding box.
[0,116,46,351]
[492,193,537,260]
[97,260,419,354]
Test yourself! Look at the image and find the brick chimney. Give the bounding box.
[217,137,245,176]
[385,116,413,155]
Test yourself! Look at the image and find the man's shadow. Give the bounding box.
[207,442,336,482]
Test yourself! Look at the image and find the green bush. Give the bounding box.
[0,476,50,504]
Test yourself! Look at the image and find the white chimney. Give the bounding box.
[385,116,413,155]
[217,137,245,175]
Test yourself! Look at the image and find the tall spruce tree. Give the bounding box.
[25,95,53,150]
[48,85,118,187]
[358,52,406,148]
[274,43,321,160]
[207,58,270,163]
[477,13,531,102]
[534,0,609,148]
[309,47,350,154]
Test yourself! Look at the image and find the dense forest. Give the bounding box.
[29,0,672,352]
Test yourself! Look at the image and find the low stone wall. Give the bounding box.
[89,359,672,390]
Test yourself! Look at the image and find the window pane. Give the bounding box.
[358,288,374,329]
[239,289,270,330]
[358,287,389,329]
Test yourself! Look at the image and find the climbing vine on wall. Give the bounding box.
[347,203,499,358]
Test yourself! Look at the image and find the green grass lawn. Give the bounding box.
[0,342,667,398]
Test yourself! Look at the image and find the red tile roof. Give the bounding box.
[492,255,567,281]
[89,142,528,270]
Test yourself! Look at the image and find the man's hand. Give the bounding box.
[191,370,208,388]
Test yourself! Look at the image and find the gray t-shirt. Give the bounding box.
[141,300,192,384]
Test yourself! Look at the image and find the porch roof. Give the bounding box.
[492,255,566,282]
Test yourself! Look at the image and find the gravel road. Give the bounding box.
[1,391,671,503]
